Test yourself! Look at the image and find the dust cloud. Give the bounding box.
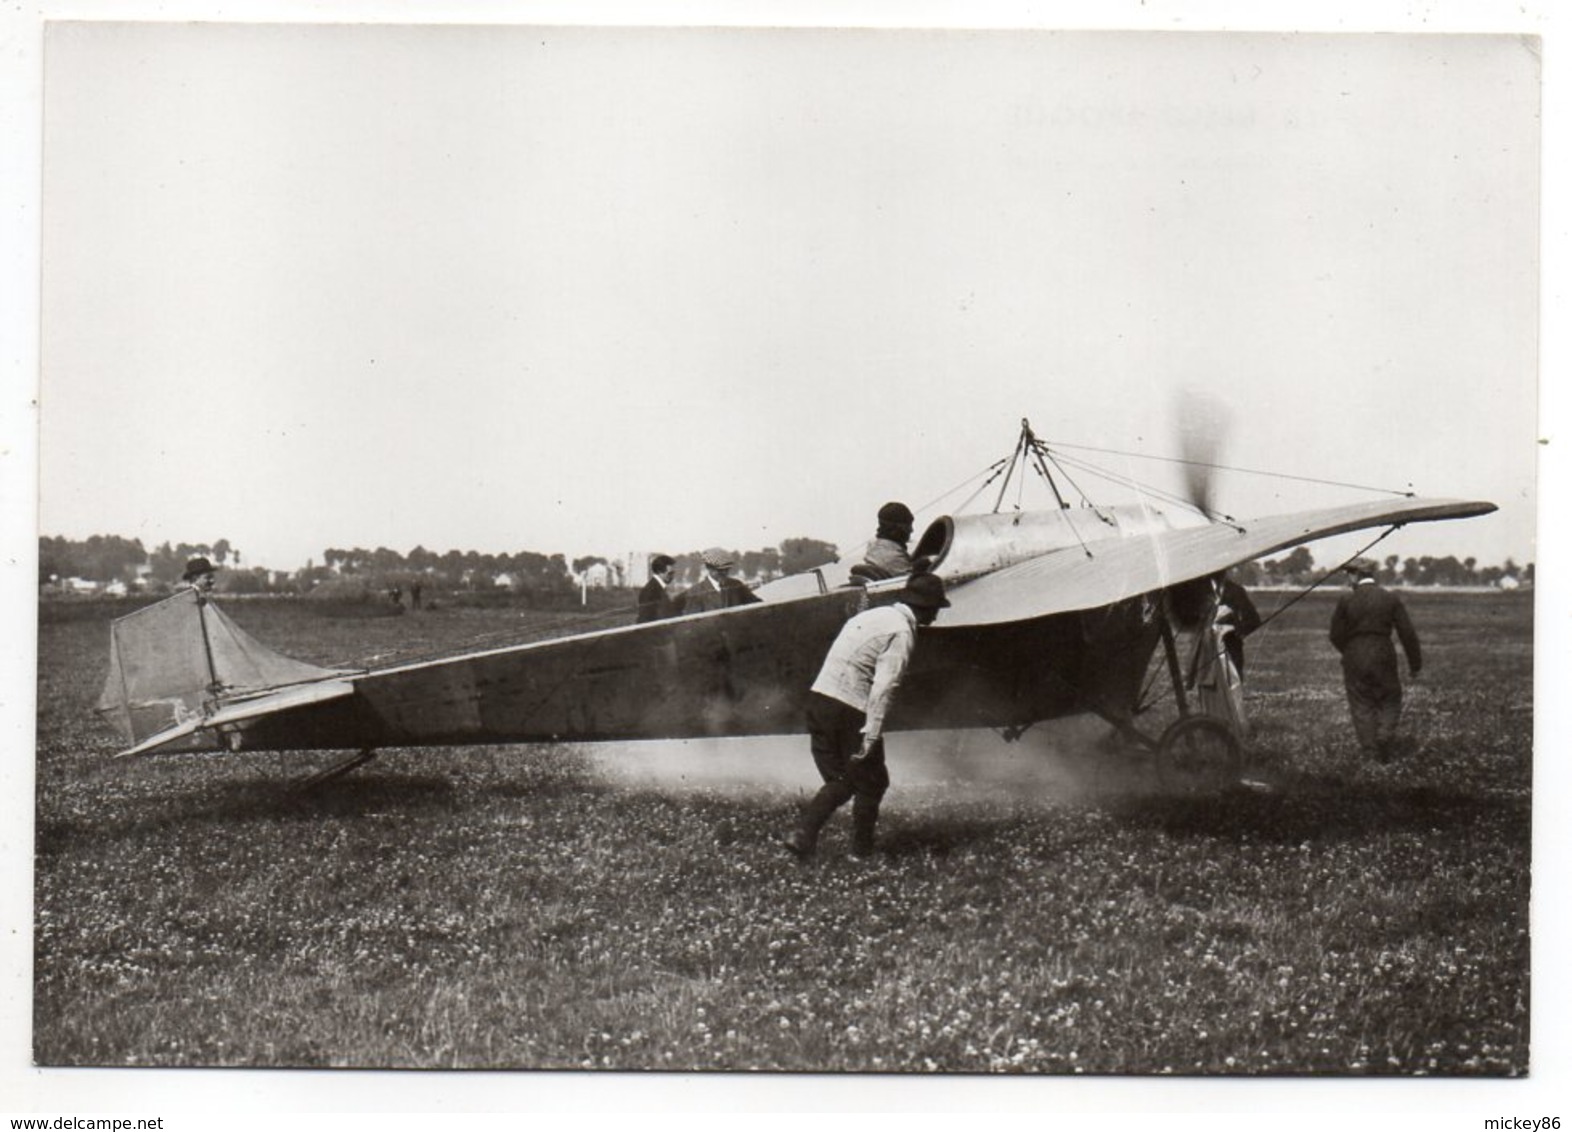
[586,715,1155,806]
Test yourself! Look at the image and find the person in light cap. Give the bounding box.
[1345,557,1379,579]
[858,500,917,581]
[1330,556,1422,763]
[781,571,950,859]
[679,547,761,615]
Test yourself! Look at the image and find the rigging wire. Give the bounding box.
[992,442,1026,514]
[1249,526,1403,637]
[339,539,822,673]
[915,458,1010,517]
[953,475,1003,517]
[1024,441,1102,556]
[335,590,677,671]
[1047,451,1228,522]
[1038,449,1092,509]
[1042,440,1415,498]
[937,423,1254,528]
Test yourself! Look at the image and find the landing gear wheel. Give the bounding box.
[1156,716,1243,796]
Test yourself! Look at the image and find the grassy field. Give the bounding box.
[32,589,1532,1073]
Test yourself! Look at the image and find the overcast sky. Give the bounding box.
[34,22,1540,572]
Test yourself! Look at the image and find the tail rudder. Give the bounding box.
[97,591,350,754]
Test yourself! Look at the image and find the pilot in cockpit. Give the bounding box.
[856,501,915,582]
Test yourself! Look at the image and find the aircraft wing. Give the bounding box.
[941,497,1497,627]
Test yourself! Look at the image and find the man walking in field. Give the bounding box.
[1329,557,1422,763]
[781,572,949,859]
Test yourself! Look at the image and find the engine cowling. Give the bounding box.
[753,504,1208,602]
[913,504,1209,581]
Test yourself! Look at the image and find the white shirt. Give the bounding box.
[810,602,919,739]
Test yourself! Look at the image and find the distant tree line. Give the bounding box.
[1236,548,1532,589]
[36,534,845,600]
[38,534,1531,598]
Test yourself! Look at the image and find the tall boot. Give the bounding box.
[783,780,851,858]
[850,795,880,858]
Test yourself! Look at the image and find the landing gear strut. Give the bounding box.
[1076,594,1247,796]
[1154,715,1243,795]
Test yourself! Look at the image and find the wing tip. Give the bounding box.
[1415,498,1498,521]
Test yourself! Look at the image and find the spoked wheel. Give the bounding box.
[1155,715,1243,796]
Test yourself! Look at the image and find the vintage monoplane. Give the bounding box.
[96,421,1496,792]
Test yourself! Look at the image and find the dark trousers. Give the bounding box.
[1342,638,1403,757]
[799,692,890,853]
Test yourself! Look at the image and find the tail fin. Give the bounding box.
[96,591,349,752]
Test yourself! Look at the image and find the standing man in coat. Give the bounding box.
[636,554,682,623]
[680,548,761,615]
[1214,570,1263,679]
[781,572,949,859]
[1329,557,1422,763]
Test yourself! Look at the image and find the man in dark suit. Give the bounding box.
[1214,571,1262,678]
[1330,557,1422,762]
[635,554,682,623]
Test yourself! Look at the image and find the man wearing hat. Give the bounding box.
[679,548,761,615]
[1329,557,1422,763]
[858,501,917,581]
[782,572,950,859]
[178,556,218,598]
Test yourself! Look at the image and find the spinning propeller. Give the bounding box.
[1176,390,1233,523]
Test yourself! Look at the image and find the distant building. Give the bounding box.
[578,561,621,589]
[626,552,654,589]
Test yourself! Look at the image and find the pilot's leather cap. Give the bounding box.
[877,501,914,526]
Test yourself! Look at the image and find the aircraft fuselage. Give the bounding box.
[231,586,1163,753]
